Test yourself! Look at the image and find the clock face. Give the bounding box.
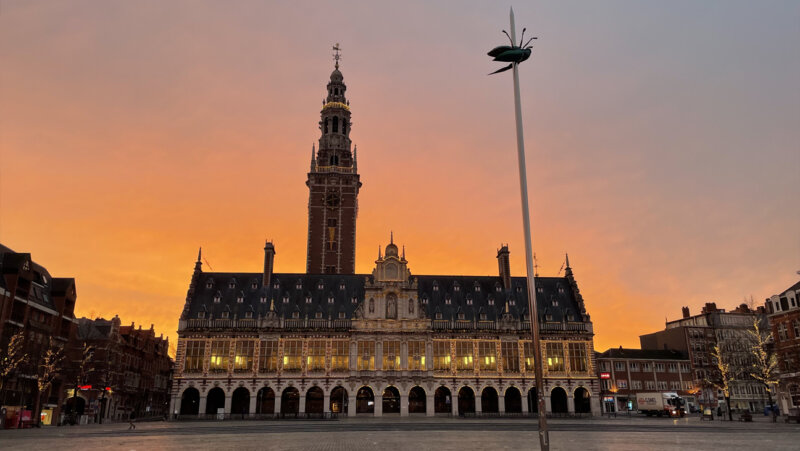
[326,192,340,208]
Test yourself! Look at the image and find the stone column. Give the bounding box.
[274,394,282,415]
[170,396,180,418]
[400,393,409,417]
[299,394,306,414]
[198,394,207,417]
[324,392,331,413]
[567,394,575,413]
[401,342,408,370]
[426,394,435,416]
[249,393,257,415]
[375,392,383,417]
[348,393,356,416]
[521,393,529,414]
[498,395,506,414]
[590,394,601,416]
[376,342,383,371]
[544,395,552,414]
[475,393,482,414]
[224,393,232,414]
[452,390,459,416]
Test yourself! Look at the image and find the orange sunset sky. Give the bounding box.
[1,1,798,354]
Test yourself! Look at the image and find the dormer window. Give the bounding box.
[466,298,473,306]
[328,296,335,304]
[283,295,289,304]
[351,296,358,304]
[445,296,451,305]
[496,285,502,293]
[421,295,428,305]
[551,300,558,307]
[251,281,258,290]
[315,311,323,319]
[245,311,253,319]
[339,283,346,291]
[214,292,221,303]
[558,286,565,294]
[260,296,267,304]
[433,282,439,292]
[488,298,495,306]
[237,295,244,304]
[546,314,553,321]
[567,314,575,321]
[435,312,443,320]
[317,282,324,290]
[537,287,544,293]
[480,313,487,321]
[510,300,516,306]
[454,284,460,292]
[229,280,236,289]
[198,311,205,319]
[457,312,465,320]
[474,284,480,292]
[296,281,302,290]
[206,280,213,289]
[273,281,280,289]
[221,311,229,319]
[306,296,312,304]
[516,286,523,293]
[338,311,346,319]
[292,311,300,319]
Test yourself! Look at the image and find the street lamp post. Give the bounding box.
[488,7,549,450]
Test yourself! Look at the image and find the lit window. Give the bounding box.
[478,341,497,371]
[282,340,303,372]
[331,340,349,370]
[185,340,205,372]
[357,341,375,370]
[455,341,474,372]
[433,340,451,371]
[209,341,230,372]
[260,296,267,304]
[307,340,326,371]
[328,296,335,304]
[283,295,289,304]
[234,340,255,372]
[408,341,426,370]
[383,340,400,370]
[522,341,535,372]
[502,342,519,373]
[258,340,278,372]
[568,342,588,373]
[306,296,312,304]
[545,342,565,372]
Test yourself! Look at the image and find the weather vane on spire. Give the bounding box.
[332,43,341,69]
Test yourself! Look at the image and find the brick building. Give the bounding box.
[640,303,769,412]
[67,316,172,422]
[0,244,78,426]
[596,348,694,413]
[169,60,601,420]
[765,280,800,414]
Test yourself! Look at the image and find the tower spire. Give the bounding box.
[194,247,202,272]
[310,143,316,171]
[390,230,394,245]
[332,43,341,70]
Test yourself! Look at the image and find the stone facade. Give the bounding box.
[766,280,800,414]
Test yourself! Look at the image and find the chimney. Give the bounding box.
[682,306,690,318]
[263,241,276,288]
[497,245,511,290]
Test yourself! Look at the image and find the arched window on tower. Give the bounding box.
[329,155,339,166]
[333,116,339,133]
[342,120,347,135]
[324,118,329,134]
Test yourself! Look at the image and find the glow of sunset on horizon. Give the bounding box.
[1,1,798,353]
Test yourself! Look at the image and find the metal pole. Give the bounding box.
[508,7,549,450]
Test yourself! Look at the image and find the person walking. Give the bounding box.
[128,411,136,430]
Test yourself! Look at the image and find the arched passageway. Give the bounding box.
[458,387,475,415]
[256,387,275,414]
[505,387,522,413]
[527,388,539,413]
[281,387,300,415]
[383,386,401,414]
[306,387,324,414]
[356,386,374,414]
[574,387,591,413]
[180,388,200,415]
[481,387,499,413]
[205,387,225,415]
[409,387,426,414]
[330,387,348,414]
[551,387,568,414]
[231,387,250,416]
[434,386,451,414]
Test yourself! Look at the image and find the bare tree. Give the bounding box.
[746,317,779,421]
[707,344,735,421]
[67,342,94,423]
[0,330,28,406]
[33,339,64,426]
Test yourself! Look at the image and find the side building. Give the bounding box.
[67,316,172,423]
[169,244,600,418]
[596,347,694,413]
[765,280,800,414]
[0,244,78,427]
[640,303,768,412]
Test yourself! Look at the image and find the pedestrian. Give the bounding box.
[128,412,136,430]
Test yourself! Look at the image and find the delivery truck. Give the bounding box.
[636,392,685,417]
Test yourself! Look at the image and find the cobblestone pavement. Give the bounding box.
[2,416,799,450]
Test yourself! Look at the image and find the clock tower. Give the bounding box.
[306,46,362,274]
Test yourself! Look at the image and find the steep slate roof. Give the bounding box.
[184,270,587,324]
[598,347,688,360]
[0,244,57,310]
